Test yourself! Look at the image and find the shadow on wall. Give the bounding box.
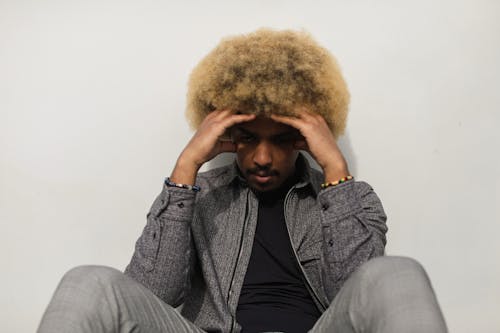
[205,130,358,177]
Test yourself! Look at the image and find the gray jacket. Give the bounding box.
[124,154,388,333]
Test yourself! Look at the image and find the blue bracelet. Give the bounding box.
[164,177,201,192]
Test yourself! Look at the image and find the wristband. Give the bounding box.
[321,175,354,189]
[164,177,201,192]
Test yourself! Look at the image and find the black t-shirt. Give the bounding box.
[236,177,321,333]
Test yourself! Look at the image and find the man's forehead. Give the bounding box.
[234,120,297,137]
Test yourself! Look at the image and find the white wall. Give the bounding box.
[1,0,499,332]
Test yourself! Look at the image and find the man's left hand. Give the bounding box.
[270,108,350,182]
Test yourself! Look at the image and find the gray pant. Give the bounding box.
[37,256,448,333]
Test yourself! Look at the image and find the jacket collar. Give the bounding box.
[225,152,321,196]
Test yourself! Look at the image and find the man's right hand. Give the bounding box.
[170,110,256,185]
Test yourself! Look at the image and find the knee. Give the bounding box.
[61,265,125,291]
[43,265,126,319]
[356,256,429,286]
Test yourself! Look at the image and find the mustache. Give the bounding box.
[246,166,279,177]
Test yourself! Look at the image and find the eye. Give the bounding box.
[239,134,256,143]
[273,135,295,144]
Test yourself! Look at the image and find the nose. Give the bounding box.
[253,141,272,168]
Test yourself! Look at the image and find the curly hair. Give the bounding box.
[186,28,350,138]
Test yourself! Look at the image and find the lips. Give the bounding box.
[254,175,271,183]
[255,172,271,177]
[251,173,273,183]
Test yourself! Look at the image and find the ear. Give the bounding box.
[293,139,308,151]
[218,140,237,153]
[220,128,232,141]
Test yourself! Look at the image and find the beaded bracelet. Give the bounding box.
[320,175,354,189]
[164,177,201,192]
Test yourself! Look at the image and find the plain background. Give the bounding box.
[1,0,499,332]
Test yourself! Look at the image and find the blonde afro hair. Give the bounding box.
[186,28,350,138]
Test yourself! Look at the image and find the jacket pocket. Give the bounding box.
[299,243,326,287]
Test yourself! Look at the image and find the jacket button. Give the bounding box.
[177,202,184,208]
[322,204,328,211]
[328,239,334,247]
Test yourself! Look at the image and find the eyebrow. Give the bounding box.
[234,127,254,135]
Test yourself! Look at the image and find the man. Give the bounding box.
[38,29,448,333]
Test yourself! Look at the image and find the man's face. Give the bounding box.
[230,116,300,192]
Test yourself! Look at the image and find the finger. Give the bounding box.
[295,108,325,125]
[269,114,304,130]
[206,109,229,119]
[294,107,328,124]
[221,112,256,128]
[208,109,233,122]
[207,112,254,136]
[214,113,255,141]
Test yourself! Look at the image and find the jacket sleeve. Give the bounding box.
[317,180,388,300]
[124,184,197,307]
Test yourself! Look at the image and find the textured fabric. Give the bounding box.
[309,256,448,333]
[37,266,205,333]
[124,154,388,332]
[37,257,448,333]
